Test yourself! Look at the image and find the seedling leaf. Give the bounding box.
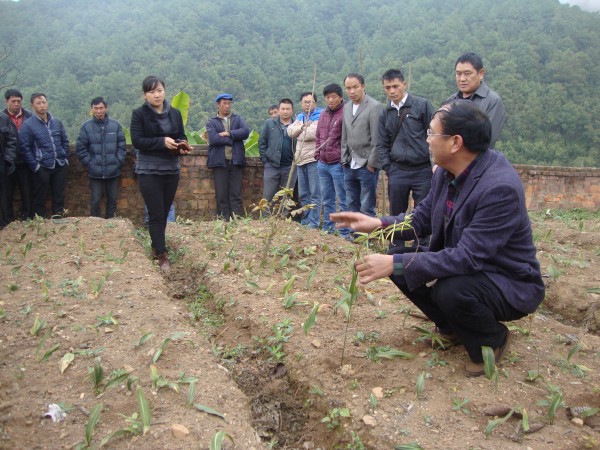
[304,302,320,335]
[193,403,226,421]
[85,403,103,446]
[136,387,151,435]
[210,430,234,450]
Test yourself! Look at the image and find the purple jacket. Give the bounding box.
[381,149,544,314]
[315,101,343,164]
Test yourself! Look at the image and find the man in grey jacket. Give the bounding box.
[341,73,382,217]
[446,52,506,148]
[76,97,126,218]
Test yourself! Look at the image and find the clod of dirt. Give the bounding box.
[171,423,190,439]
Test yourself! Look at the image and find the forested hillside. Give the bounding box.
[1,0,599,166]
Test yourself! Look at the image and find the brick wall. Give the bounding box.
[9,145,600,224]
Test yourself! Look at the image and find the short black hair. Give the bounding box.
[30,93,47,104]
[344,73,365,85]
[268,104,278,113]
[434,100,491,153]
[323,83,343,97]
[142,76,165,93]
[91,97,107,107]
[299,91,317,102]
[279,98,293,108]
[5,89,22,100]
[455,52,484,71]
[381,69,405,83]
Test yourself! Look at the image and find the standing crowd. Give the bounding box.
[0,53,545,376]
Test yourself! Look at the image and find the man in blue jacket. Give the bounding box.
[76,97,126,218]
[206,93,250,221]
[332,100,544,377]
[19,93,70,218]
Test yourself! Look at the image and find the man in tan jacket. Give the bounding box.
[287,92,323,228]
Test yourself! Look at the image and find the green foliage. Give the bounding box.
[1,0,599,167]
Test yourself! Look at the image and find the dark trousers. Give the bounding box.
[1,163,34,224]
[89,177,120,218]
[137,173,179,255]
[387,164,432,216]
[212,162,243,220]
[33,164,68,218]
[388,246,525,362]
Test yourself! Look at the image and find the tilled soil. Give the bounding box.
[0,212,599,449]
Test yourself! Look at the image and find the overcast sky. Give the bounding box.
[559,0,600,11]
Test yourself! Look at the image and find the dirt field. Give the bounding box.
[0,209,599,449]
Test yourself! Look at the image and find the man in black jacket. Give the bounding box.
[2,89,33,224]
[0,110,18,227]
[76,97,126,218]
[377,69,433,216]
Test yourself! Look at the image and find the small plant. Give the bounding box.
[309,385,324,396]
[366,346,414,362]
[482,346,500,391]
[394,444,424,450]
[75,402,102,449]
[95,312,118,327]
[152,331,190,363]
[537,383,564,424]
[149,365,180,392]
[282,291,307,309]
[451,397,470,414]
[90,269,119,298]
[134,332,154,347]
[210,431,235,450]
[426,351,447,367]
[87,359,105,394]
[556,343,591,377]
[30,315,47,336]
[321,407,350,430]
[99,387,151,447]
[413,325,453,350]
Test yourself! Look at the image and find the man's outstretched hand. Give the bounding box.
[330,212,381,233]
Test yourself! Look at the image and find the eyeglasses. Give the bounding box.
[301,100,315,105]
[426,129,451,138]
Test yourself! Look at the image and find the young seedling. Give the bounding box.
[98,387,151,447]
[75,402,102,449]
[30,315,47,336]
[134,332,154,347]
[451,397,470,414]
[87,359,105,394]
[149,365,180,393]
[95,312,118,327]
[193,403,226,420]
[90,269,119,298]
[366,346,414,362]
[210,431,235,450]
[321,407,350,430]
[152,331,190,363]
[394,444,424,450]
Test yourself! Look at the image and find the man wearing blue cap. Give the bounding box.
[206,93,250,220]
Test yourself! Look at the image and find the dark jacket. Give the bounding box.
[381,150,545,314]
[130,103,186,157]
[2,108,32,166]
[76,114,127,179]
[315,101,344,164]
[0,112,18,174]
[377,94,433,171]
[19,112,70,172]
[206,113,250,168]
[258,117,295,168]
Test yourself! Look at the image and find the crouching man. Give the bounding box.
[331,100,544,377]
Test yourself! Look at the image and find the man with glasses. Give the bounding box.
[331,101,544,377]
[288,92,323,228]
[446,52,506,148]
[377,69,433,216]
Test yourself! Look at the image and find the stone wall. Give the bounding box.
[9,145,600,224]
